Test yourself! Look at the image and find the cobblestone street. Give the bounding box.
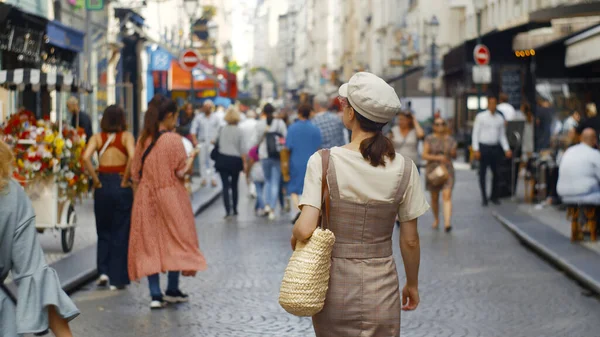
[68,170,600,337]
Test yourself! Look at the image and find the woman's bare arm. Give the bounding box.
[399,218,420,288]
[82,135,100,187]
[121,132,136,186]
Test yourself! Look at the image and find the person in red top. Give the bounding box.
[82,105,136,290]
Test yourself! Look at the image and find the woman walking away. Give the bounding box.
[83,105,135,290]
[247,145,266,216]
[422,117,458,232]
[0,140,79,337]
[286,103,322,223]
[292,72,429,337]
[129,95,206,309]
[388,111,425,172]
[215,107,246,217]
[255,103,288,220]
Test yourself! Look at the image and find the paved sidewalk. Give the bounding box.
[493,200,600,294]
[67,171,600,337]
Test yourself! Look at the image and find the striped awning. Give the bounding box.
[0,68,93,93]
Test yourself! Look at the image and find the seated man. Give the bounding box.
[557,128,600,204]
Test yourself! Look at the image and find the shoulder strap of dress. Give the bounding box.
[395,157,414,203]
[319,149,331,230]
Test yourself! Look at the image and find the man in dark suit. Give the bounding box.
[68,96,93,142]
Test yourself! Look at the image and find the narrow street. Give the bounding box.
[68,169,600,337]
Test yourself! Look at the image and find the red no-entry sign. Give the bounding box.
[473,44,490,66]
[180,49,200,70]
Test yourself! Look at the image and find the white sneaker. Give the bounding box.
[150,296,166,309]
[96,274,109,287]
[268,211,276,221]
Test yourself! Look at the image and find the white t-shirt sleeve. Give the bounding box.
[298,152,323,210]
[397,161,430,222]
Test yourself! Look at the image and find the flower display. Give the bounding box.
[1,110,89,201]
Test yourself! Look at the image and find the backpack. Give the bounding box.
[265,132,284,159]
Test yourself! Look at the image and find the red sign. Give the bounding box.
[180,49,199,70]
[473,44,490,65]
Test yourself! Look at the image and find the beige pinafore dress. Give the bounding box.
[312,156,413,337]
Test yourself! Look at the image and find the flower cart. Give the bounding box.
[0,69,93,252]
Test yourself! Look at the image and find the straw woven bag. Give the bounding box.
[279,149,335,317]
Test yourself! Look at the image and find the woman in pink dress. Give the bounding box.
[129,95,206,309]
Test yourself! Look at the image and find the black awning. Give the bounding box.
[529,2,600,22]
[0,68,93,93]
[385,66,424,84]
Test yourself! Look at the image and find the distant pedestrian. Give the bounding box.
[497,93,522,121]
[214,107,246,218]
[255,103,287,220]
[247,145,266,215]
[68,96,93,142]
[422,117,458,231]
[312,93,346,148]
[292,72,429,337]
[129,95,206,309]
[191,100,220,187]
[82,105,135,290]
[0,140,80,337]
[286,103,322,223]
[239,109,259,197]
[176,102,197,145]
[472,94,512,206]
[388,111,425,171]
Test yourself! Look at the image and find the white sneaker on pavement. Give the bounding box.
[96,274,109,287]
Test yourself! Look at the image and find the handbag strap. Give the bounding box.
[319,149,331,230]
[139,130,167,178]
[98,133,116,160]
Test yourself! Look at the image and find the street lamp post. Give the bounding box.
[474,0,485,112]
[184,0,199,103]
[427,15,440,119]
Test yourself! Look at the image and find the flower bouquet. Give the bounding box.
[1,110,89,202]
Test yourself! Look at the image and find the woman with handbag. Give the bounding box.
[82,105,135,290]
[422,117,458,232]
[388,111,425,172]
[129,95,206,309]
[0,140,79,337]
[290,72,429,337]
[214,107,246,218]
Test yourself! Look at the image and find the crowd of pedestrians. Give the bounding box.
[1,71,471,336]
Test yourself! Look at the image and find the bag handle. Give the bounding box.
[98,133,116,160]
[319,149,331,230]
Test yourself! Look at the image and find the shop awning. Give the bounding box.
[0,68,93,93]
[169,60,237,98]
[565,25,600,68]
[529,2,600,22]
[46,20,85,53]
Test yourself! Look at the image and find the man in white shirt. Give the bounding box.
[214,104,227,126]
[557,128,600,205]
[191,100,220,186]
[496,93,523,121]
[472,94,513,206]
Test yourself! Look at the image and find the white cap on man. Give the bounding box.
[338,72,402,124]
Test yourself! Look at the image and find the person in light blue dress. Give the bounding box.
[286,103,323,222]
[0,140,79,337]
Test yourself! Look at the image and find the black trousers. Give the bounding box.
[478,144,503,202]
[219,170,241,214]
[94,173,132,286]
